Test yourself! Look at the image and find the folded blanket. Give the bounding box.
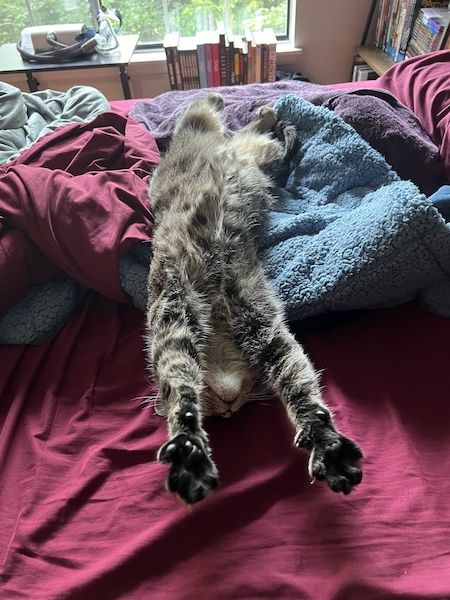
[130,80,444,195]
[0,82,109,164]
[264,95,450,320]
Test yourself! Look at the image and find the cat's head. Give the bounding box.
[154,329,270,418]
[201,329,268,418]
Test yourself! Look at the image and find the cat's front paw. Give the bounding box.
[158,433,219,504]
[295,410,363,495]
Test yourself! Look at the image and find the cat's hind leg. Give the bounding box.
[228,269,363,495]
[147,268,219,504]
[174,93,225,136]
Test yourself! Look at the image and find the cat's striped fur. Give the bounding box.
[146,93,363,504]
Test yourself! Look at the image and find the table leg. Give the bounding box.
[26,71,39,92]
[119,64,132,99]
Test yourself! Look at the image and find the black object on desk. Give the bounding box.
[0,34,139,99]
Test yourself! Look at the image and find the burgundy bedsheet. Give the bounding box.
[335,50,450,181]
[2,53,450,599]
[0,113,156,315]
[1,297,450,599]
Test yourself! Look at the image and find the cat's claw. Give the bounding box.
[294,412,363,495]
[158,433,219,504]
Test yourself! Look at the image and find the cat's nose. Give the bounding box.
[222,394,239,405]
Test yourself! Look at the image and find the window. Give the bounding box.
[0,0,289,47]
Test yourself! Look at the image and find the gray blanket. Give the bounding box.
[0,82,109,164]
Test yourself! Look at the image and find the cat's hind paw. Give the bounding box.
[158,433,219,504]
[206,92,225,111]
[295,411,363,495]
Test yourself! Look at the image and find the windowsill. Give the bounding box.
[131,42,302,65]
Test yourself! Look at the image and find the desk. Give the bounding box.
[0,34,139,99]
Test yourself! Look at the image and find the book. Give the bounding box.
[178,36,200,90]
[264,28,277,83]
[407,6,450,55]
[195,31,208,88]
[163,32,181,90]
[203,31,215,87]
[244,27,255,84]
[253,30,267,83]
[217,21,229,85]
[210,31,221,87]
[233,35,243,85]
[225,29,235,85]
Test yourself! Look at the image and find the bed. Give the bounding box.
[1,50,450,599]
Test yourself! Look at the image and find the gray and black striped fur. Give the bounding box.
[146,93,362,504]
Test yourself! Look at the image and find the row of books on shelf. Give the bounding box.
[374,1,450,62]
[163,25,278,91]
[352,61,378,81]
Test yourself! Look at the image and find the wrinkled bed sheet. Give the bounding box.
[1,296,450,599]
[0,82,109,164]
[0,113,156,343]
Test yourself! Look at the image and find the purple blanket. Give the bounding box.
[130,81,444,195]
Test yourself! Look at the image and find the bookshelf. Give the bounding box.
[354,45,394,75]
[354,0,450,78]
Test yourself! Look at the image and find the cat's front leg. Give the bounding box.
[229,272,363,495]
[147,269,219,504]
[157,384,219,504]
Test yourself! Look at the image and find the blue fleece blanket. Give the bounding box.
[256,95,450,321]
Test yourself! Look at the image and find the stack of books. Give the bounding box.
[163,26,278,91]
[406,6,450,55]
[374,0,450,62]
[352,60,378,81]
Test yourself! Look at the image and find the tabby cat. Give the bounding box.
[146,93,363,504]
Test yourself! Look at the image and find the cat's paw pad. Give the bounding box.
[158,433,219,504]
[295,411,363,495]
[257,106,278,129]
[206,92,225,111]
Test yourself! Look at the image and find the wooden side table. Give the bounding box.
[0,34,139,99]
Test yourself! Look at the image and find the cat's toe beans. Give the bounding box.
[258,105,275,118]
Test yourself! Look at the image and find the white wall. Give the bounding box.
[1,0,374,99]
[294,0,374,84]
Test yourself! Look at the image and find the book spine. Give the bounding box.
[211,41,221,86]
[172,48,182,91]
[165,47,177,90]
[196,44,207,88]
[261,44,268,82]
[219,32,228,85]
[189,50,201,89]
[254,44,261,83]
[226,37,234,85]
[233,46,240,85]
[204,43,214,87]
[267,42,276,82]
[375,0,387,47]
[397,0,419,61]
